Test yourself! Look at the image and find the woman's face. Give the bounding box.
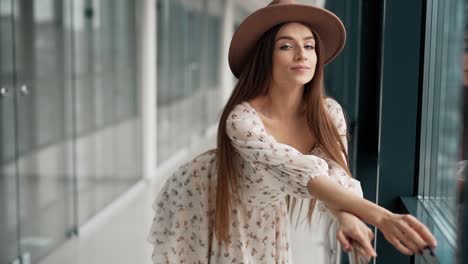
[272,22,317,87]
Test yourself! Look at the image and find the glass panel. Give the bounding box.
[156,0,223,165]
[204,5,222,126]
[177,0,191,151]
[13,0,75,262]
[187,3,202,138]
[156,0,170,163]
[0,0,20,263]
[74,0,141,226]
[418,0,465,244]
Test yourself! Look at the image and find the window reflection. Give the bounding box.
[156,0,223,164]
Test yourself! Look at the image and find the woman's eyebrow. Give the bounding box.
[275,36,315,42]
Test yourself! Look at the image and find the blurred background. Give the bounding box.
[0,0,466,263]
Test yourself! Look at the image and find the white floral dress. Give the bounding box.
[147,98,363,264]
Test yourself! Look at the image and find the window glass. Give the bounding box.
[418,0,466,246]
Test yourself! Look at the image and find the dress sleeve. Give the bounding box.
[322,98,363,198]
[316,99,364,213]
[226,103,330,199]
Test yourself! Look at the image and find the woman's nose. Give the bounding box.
[295,53,307,61]
[295,49,307,61]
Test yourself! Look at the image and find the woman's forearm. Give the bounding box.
[328,207,341,218]
[307,175,392,227]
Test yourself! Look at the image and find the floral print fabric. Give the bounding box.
[148,98,363,263]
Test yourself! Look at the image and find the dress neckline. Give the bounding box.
[242,101,318,155]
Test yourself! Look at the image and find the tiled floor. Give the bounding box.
[40,136,340,264]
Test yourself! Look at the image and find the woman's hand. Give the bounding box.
[306,176,437,257]
[376,212,437,256]
[336,211,376,262]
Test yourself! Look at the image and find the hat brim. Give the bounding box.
[228,4,346,78]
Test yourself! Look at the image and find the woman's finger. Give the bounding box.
[336,230,351,251]
[404,215,437,247]
[390,221,418,254]
[398,218,428,253]
[367,228,374,241]
[352,242,370,262]
[354,231,377,257]
[396,229,419,254]
[388,236,414,256]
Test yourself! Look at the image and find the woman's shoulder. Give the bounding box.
[226,101,262,130]
[323,97,347,134]
[324,97,343,112]
[324,97,346,119]
[226,101,268,142]
[227,101,256,120]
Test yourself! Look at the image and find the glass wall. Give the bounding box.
[73,0,141,227]
[1,1,20,263]
[417,0,465,250]
[14,0,75,262]
[156,0,223,164]
[0,0,141,263]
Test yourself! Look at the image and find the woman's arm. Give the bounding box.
[307,176,437,256]
[329,206,377,260]
[308,176,391,226]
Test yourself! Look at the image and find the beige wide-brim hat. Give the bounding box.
[228,0,346,78]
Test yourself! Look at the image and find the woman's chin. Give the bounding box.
[288,76,313,86]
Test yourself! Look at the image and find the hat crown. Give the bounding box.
[268,0,296,6]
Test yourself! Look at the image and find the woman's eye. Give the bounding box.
[280,44,315,50]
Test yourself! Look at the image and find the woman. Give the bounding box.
[148,0,437,263]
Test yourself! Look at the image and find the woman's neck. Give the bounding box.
[259,83,306,120]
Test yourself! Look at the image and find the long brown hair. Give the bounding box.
[214,22,353,246]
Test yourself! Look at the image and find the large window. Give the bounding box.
[156,0,223,164]
[417,0,465,256]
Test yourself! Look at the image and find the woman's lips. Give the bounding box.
[291,67,310,73]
